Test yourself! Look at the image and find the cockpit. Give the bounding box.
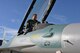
[0,26,16,46]
[18,0,56,35]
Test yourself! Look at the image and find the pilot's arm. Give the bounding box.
[26,20,31,29]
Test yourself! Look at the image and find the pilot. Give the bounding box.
[24,14,40,34]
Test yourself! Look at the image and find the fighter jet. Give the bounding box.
[0,0,80,53]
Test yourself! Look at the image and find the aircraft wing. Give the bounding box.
[0,44,36,52]
[11,44,35,48]
[9,44,36,51]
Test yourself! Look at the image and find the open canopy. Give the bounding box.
[18,0,56,34]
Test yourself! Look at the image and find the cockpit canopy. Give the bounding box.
[0,26,17,46]
[18,0,56,35]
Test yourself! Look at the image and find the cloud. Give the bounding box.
[0,26,17,39]
[0,26,17,34]
[50,14,69,24]
[54,14,67,21]
[11,19,19,23]
[11,19,16,23]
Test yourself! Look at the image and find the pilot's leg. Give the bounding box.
[24,28,32,35]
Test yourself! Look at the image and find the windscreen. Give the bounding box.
[26,0,49,22]
[0,26,17,43]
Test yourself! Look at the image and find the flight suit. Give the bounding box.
[25,19,40,34]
